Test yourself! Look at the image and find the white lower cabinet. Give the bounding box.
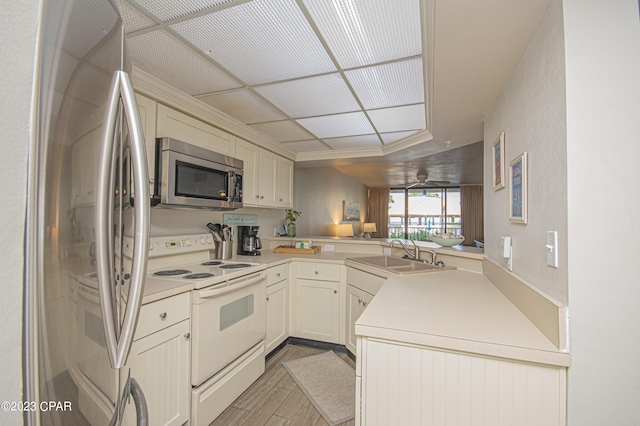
[121,293,191,426]
[346,267,385,355]
[346,285,373,355]
[266,264,289,354]
[294,262,344,344]
[356,337,567,426]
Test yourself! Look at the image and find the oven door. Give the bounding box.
[191,272,267,386]
[161,149,233,209]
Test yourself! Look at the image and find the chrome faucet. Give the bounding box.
[389,239,420,260]
[425,250,437,265]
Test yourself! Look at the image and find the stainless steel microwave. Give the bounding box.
[151,137,243,210]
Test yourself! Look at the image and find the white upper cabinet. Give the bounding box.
[277,156,293,208]
[156,104,236,157]
[236,138,294,208]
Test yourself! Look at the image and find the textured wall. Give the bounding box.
[293,167,369,237]
[563,0,640,424]
[484,0,568,304]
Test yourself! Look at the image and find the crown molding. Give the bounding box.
[131,66,298,160]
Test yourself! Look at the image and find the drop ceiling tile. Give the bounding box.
[368,104,426,133]
[255,74,360,118]
[172,0,337,85]
[116,0,157,34]
[322,134,381,150]
[282,140,331,152]
[345,58,424,109]
[380,130,420,144]
[296,112,375,138]
[302,0,422,68]
[249,121,316,142]
[129,0,234,22]
[127,30,242,95]
[197,90,288,124]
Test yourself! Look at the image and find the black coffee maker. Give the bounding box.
[237,225,262,256]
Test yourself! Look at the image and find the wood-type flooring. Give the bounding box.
[210,344,356,426]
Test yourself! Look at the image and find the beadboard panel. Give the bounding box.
[360,339,566,426]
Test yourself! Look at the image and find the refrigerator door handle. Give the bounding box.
[110,375,149,426]
[97,70,150,369]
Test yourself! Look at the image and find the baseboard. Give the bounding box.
[267,337,356,362]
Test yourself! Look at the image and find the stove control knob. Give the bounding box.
[185,239,191,247]
[206,236,212,244]
[200,237,206,245]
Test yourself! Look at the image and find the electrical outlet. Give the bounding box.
[324,244,334,251]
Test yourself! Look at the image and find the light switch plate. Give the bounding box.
[546,231,558,268]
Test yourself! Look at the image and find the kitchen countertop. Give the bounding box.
[355,269,570,367]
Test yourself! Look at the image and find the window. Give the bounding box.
[388,187,461,240]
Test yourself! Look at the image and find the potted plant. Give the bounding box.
[285,209,301,239]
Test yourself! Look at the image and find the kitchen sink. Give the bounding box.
[347,255,455,275]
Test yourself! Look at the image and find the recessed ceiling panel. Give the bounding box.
[322,134,381,150]
[282,140,332,152]
[197,90,288,124]
[296,112,375,138]
[302,0,422,69]
[346,58,424,109]
[249,120,316,142]
[380,130,420,144]
[255,74,360,118]
[127,30,242,95]
[117,0,158,34]
[130,0,234,22]
[172,0,337,85]
[368,104,426,133]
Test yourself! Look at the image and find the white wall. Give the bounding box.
[563,0,640,424]
[484,0,568,304]
[1,0,39,420]
[293,167,369,236]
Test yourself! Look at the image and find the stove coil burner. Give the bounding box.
[154,269,191,276]
[201,261,223,266]
[183,273,215,280]
[219,263,253,269]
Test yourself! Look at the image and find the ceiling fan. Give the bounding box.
[406,173,450,188]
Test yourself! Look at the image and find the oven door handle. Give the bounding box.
[198,272,265,299]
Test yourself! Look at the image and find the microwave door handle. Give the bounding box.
[228,171,236,202]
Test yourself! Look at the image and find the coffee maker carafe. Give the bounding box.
[237,225,262,256]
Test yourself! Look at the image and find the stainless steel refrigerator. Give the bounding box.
[25,0,151,424]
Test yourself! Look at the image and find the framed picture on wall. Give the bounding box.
[492,132,505,190]
[509,152,528,224]
[343,201,360,221]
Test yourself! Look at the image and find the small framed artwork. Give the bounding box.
[509,152,528,224]
[492,132,505,190]
[343,201,360,221]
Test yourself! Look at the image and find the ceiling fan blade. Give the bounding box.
[406,182,421,189]
[427,180,450,185]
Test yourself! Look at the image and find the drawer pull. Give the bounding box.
[315,270,319,275]
[266,296,270,301]
[184,333,190,339]
[363,302,368,307]
[276,272,281,277]
[333,290,337,294]
[159,312,167,319]
[358,298,362,303]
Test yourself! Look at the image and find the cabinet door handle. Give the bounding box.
[255,195,260,199]
[333,290,337,294]
[260,195,264,199]
[276,273,280,277]
[184,333,190,339]
[363,302,368,307]
[315,270,319,275]
[159,312,167,319]
[266,296,270,301]
[279,198,283,202]
[358,298,362,303]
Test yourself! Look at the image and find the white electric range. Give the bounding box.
[126,233,268,426]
